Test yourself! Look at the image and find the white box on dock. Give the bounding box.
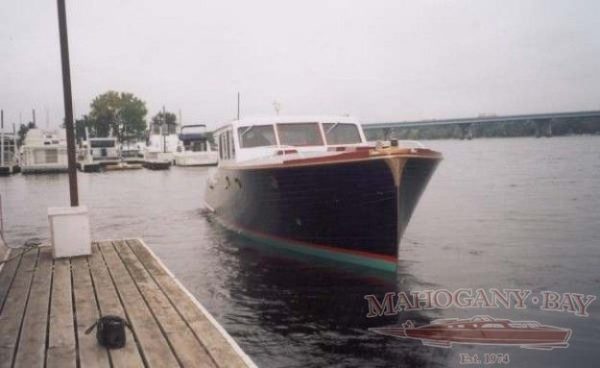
[48,205,91,258]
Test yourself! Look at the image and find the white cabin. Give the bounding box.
[213,116,368,167]
[20,129,69,173]
[144,133,180,163]
[81,137,120,162]
[174,124,218,166]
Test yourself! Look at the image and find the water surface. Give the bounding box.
[2,136,599,367]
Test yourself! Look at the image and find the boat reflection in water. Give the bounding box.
[201,217,449,367]
[371,315,571,350]
[204,116,442,271]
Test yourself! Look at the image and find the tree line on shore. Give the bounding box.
[16,91,178,145]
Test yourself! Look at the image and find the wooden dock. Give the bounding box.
[0,239,256,368]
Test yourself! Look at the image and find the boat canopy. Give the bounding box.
[179,124,210,142]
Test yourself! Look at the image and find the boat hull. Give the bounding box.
[21,165,68,174]
[205,153,440,270]
[0,165,20,176]
[371,323,571,349]
[174,152,218,166]
[406,328,571,346]
[142,160,171,170]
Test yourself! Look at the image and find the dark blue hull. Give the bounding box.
[205,154,440,270]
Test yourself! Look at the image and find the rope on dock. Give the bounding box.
[0,238,43,266]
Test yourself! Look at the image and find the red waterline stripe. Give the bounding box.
[226,220,397,264]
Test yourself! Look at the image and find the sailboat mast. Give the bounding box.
[162,105,167,153]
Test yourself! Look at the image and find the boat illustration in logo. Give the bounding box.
[370,315,571,350]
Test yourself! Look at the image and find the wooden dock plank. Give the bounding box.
[127,239,252,368]
[99,242,180,368]
[46,257,77,368]
[0,246,6,266]
[71,255,111,368]
[13,247,53,368]
[88,243,144,368]
[0,247,39,368]
[114,240,217,367]
[1,239,254,368]
[0,249,23,313]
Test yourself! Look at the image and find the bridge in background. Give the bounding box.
[363,110,600,140]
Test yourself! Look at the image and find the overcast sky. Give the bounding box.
[1,0,599,130]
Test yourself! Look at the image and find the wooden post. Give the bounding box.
[237,92,240,120]
[56,0,79,207]
[1,109,4,166]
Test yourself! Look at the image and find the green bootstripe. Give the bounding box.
[237,225,398,273]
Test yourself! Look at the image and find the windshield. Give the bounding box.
[90,140,116,148]
[238,125,277,148]
[323,123,362,145]
[277,123,323,146]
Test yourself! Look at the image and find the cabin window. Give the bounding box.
[238,125,277,148]
[218,134,224,159]
[34,149,46,164]
[226,130,235,159]
[218,130,235,160]
[90,140,115,148]
[223,132,229,159]
[217,135,221,158]
[191,141,206,152]
[322,123,362,145]
[46,149,59,163]
[481,324,504,328]
[277,123,323,146]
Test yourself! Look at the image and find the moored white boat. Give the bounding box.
[0,133,20,176]
[78,136,120,172]
[20,129,68,174]
[121,141,145,163]
[174,124,217,166]
[143,122,179,169]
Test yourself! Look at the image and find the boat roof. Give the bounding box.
[181,124,207,128]
[215,115,360,133]
[24,128,66,145]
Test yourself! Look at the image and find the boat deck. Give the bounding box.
[0,239,254,368]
